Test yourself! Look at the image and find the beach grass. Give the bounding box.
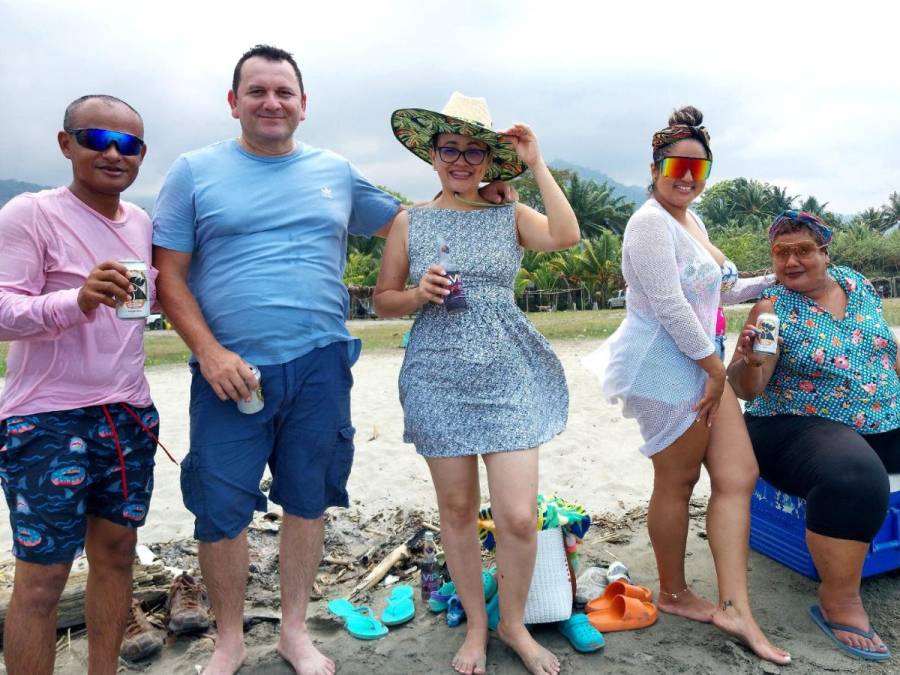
[141,333,193,369]
[3,299,900,377]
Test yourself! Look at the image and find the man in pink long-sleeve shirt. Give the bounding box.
[0,95,161,674]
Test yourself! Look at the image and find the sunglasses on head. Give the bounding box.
[436,146,487,166]
[65,128,145,156]
[771,242,826,261]
[657,156,712,181]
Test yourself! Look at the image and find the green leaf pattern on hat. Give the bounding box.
[391,108,527,182]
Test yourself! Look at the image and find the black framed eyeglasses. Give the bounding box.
[65,128,145,156]
[436,146,487,166]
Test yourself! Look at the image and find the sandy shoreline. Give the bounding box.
[0,338,898,674]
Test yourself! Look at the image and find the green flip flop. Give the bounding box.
[327,598,388,640]
[381,585,416,626]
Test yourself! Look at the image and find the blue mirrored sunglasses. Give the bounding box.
[65,128,145,156]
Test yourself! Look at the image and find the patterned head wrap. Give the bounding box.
[652,125,712,156]
[767,210,833,245]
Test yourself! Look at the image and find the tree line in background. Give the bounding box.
[699,180,900,281]
[344,172,900,309]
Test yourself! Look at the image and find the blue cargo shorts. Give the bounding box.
[182,342,356,542]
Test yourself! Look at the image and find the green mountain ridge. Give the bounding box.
[0,179,156,212]
[549,160,646,206]
[0,179,52,206]
[3,169,648,212]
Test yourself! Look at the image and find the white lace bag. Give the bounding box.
[523,527,574,624]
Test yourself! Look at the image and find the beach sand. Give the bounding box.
[0,339,898,674]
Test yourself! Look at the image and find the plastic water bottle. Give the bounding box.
[437,238,466,314]
[420,531,440,601]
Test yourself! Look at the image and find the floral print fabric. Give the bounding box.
[745,266,900,433]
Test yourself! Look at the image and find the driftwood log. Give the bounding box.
[351,544,409,597]
[350,525,436,597]
[0,563,173,634]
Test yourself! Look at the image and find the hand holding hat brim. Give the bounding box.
[496,123,542,168]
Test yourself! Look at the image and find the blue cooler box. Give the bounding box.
[749,475,900,580]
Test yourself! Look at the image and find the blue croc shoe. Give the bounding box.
[446,594,466,627]
[559,613,605,653]
[809,605,890,662]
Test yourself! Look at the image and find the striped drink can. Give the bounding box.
[237,364,264,414]
[117,259,150,320]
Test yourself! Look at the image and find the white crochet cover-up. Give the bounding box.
[596,198,771,457]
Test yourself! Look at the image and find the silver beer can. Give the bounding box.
[753,313,780,355]
[237,364,264,414]
[117,259,150,320]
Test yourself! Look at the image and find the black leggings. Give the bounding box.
[745,415,900,542]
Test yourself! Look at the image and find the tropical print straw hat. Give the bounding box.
[391,92,527,182]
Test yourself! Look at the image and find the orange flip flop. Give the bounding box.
[587,594,658,632]
[585,580,653,613]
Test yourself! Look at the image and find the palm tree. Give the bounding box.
[348,234,385,257]
[548,249,584,309]
[575,232,623,307]
[856,207,886,230]
[880,191,900,231]
[520,249,550,273]
[512,169,634,237]
[798,195,828,216]
[699,179,794,232]
[510,169,570,212]
[769,186,798,213]
[565,174,634,237]
[698,195,733,230]
[343,251,379,287]
[730,178,776,229]
[524,263,563,311]
[530,264,562,291]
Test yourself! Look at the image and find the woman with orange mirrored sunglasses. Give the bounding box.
[592,106,790,665]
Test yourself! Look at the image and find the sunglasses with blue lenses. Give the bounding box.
[65,128,145,156]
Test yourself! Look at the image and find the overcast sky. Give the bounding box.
[2,0,898,213]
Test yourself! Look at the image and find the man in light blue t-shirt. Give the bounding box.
[153,44,511,674]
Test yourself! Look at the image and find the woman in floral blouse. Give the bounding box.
[729,210,900,662]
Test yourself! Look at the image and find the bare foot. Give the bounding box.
[277,629,336,675]
[496,621,560,675]
[818,599,888,655]
[451,627,488,675]
[202,640,247,675]
[657,587,715,623]
[712,603,791,666]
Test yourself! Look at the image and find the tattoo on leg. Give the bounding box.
[721,600,734,610]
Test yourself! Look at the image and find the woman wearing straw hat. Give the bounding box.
[374,92,579,675]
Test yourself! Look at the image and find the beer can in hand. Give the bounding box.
[752,313,780,355]
[116,260,150,320]
[237,364,264,414]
